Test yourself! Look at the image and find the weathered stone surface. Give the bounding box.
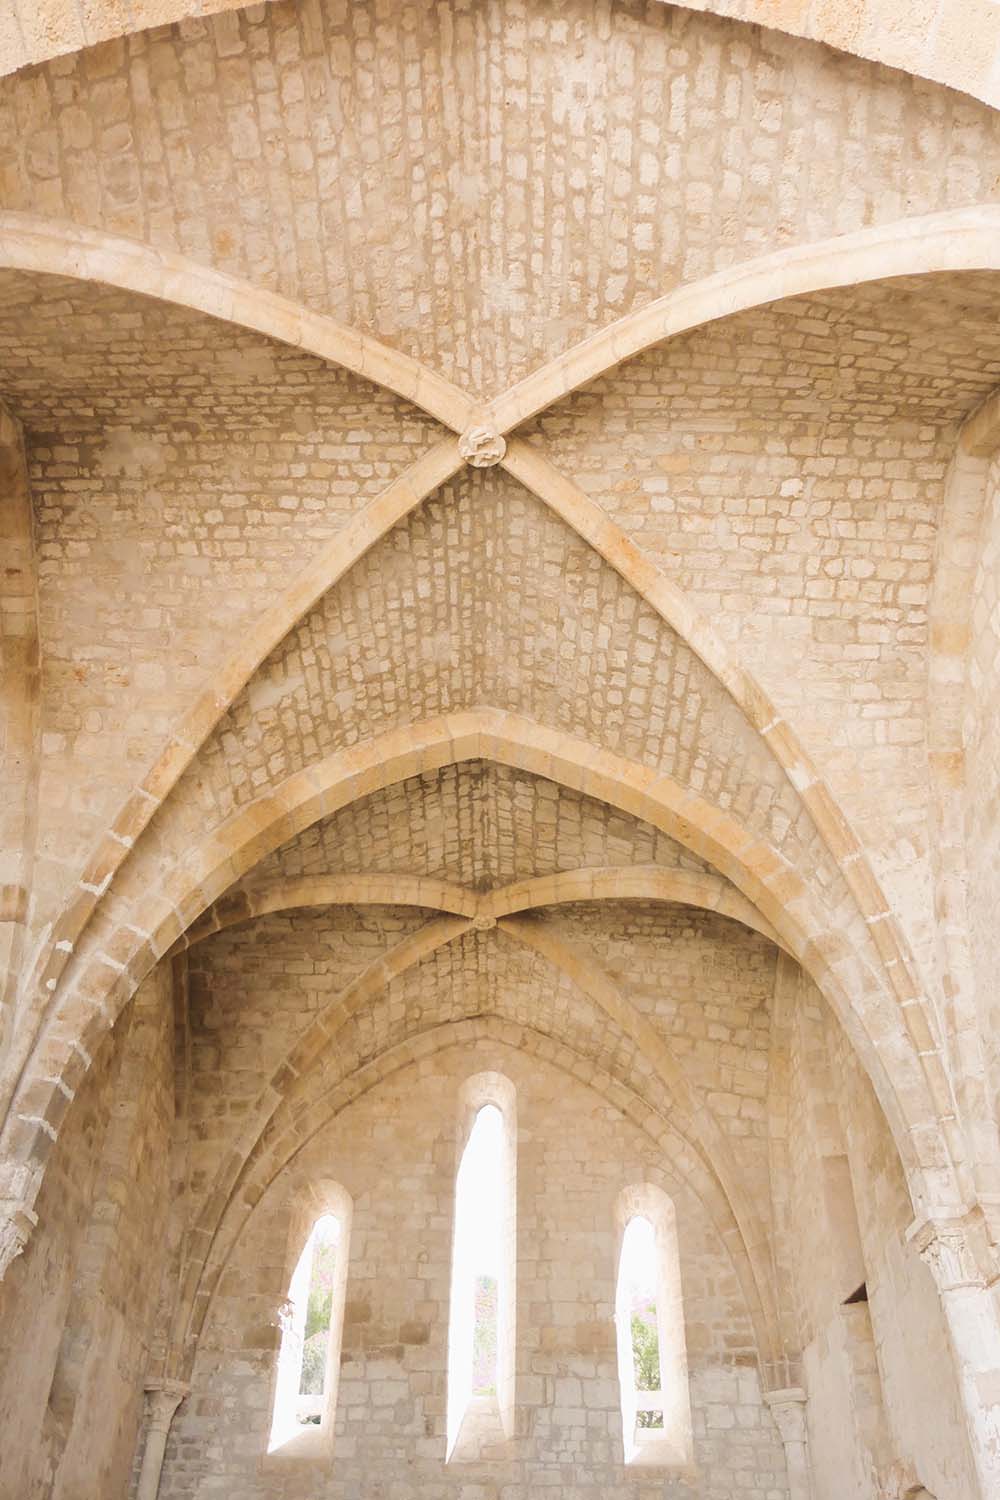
[1,4,1000,1499]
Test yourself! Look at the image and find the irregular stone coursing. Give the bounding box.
[0,269,441,954]
[2,3,1000,1499]
[6,0,1000,116]
[162,1041,789,1500]
[2,0,1000,391]
[249,761,715,889]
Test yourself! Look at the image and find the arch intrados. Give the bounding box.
[0,215,473,433]
[172,867,785,956]
[496,914,779,1354]
[8,711,936,1211]
[923,395,1000,1202]
[184,906,737,1304]
[1,210,979,1222]
[3,209,974,1126]
[490,867,784,945]
[182,1018,770,1373]
[186,914,474,1249]
[172,874,479,950]
[243,909,768,1284]
[488,207,1000,431]
[3,0,999,115]
[5,210,998,442]
[0,434,463,1118]
[497,441,964,1202]
[172,880,780,1383]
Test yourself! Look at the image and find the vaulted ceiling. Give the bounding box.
[3,0,999,1390]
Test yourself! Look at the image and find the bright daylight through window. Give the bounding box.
[614,1194,692,1470]
[616,1216,666,1449]
[447,1103,506,1458]
[268,1213,340,1451]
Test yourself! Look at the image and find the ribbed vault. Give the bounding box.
[7,205,1000,1291]
[2,0,1000,393]
[0,269,449,963]
[248,761,714,889]
[3,7,1000,1495]
[176,915,782,1377]
[0,271,446,436]
[175,471,811,832]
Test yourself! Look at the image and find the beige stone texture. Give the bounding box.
[4,0,1000,114]
[2,3,1000,1499]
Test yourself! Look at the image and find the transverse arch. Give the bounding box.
[173,904,778,1382]
[169,867,785,956]
[0,712,955,1247]
[3,206,991,1262]
[178,1021,776,1389]
[3,206,989,1097]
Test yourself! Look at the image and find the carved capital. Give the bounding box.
[0,1203,37,1278]
[907,1207,999,1293]
[459,424,506,468]
[144,1379,190,1434]
[764,1386,808,1446]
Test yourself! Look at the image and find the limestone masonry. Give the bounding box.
[1,3,1000,1498]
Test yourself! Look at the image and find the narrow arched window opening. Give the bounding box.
[296,1214,339,1422]
[615,1187,693,1469]
[618,1216,665,1432]
[268,1196,351,1458]
[452,1107,502,1415]
[447,1077,516,1462]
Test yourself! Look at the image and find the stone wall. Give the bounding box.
[2,0,997,1208]
[1,0,997,1151]
[158,1039,789,1500]
[179,895,778,1269]
[1,0,1000,1495]
[966,456,1000,1126]
[4,0,1000,113]
[784,975,977,1499]
[0,965,175,1500]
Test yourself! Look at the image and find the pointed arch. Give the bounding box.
[6,208,994,1252]
[0,438,464,1116]
[175,913,472,1316]
[0,710,958,1263]
[174,901,779,1376]
[172,866,783,956]
[497,914,778,1365]
[446,1071,517,1455]
[6,208,990,1166]
[488,207,1000,432]
[501,439,962,1201]
[178,1018,778,1386]
[265,1179,352,1457]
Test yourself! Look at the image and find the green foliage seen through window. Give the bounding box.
[631,1307,663,1428]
